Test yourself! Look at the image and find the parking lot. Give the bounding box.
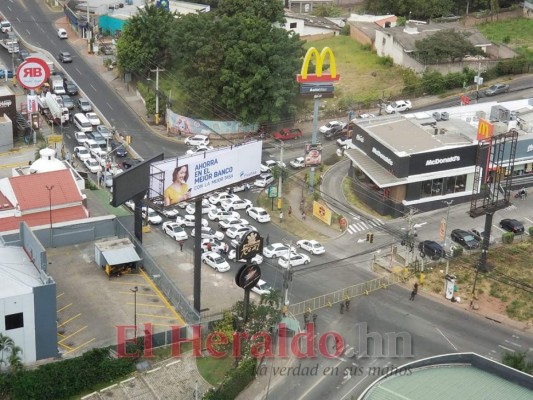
[48,241,186,356]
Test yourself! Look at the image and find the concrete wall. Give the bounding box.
[349,24,373,47]
[33,283,58,361]
[463,8,523,27]
[0,116,13,153]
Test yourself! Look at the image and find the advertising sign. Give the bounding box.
[235,264,261,291]
[477,118,494,141]
[27,95,38,113]
[409,145,478,176]
[439,218,446,241]
[312,201,332,225]
[16,57,50,89]
[305,143,322,166]
[267,185,278,198]
[297,47,340,83]
[149,141,262,205]
[236,231,263,262]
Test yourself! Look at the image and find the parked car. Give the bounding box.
[86,112,101,126]
[296,239,325,255]
[87,131,107,147]
[319,121,345,134]
[186,145,213,155]
[141,207,163,224]
[220,198,253,211]
[184,135,210,146]
[191,226,224,241]
[208,192,239,206]
[228,250,263,265]
[278,252,310,268]
[450,229,480,250]
[61,95,75,110]
[78,98,92,112]
[485,83,509,96]
[260,163,272,174]
[207,208,239,222]
[96,125,113,139]
[246,207,271,223]
[263,243,295,259]
[418,240,446,260]
[57,28,68,39]
[469,228,496,245]
[226,225,257,239]
[83,158,102,173]
[251,279,272,296]
[0,69,13,79]
[264,159,285,169]
[162,221,188,241]
[253,174,274,188]
[323,125,346,140]
[175,215,208,228]
[499,218,524,234]
[186,199,215,215]
[74,146,91,161]
[201,252,230,272]
[201,238,229,254]
[386,100,412,114]
[74,131,89,145]
[232,182,251,193]
[218,217,249,230]
[273,128,303,141]
[58,51,73,63]
[290,157,306,169]
[63,81,78,95]
[84,140,102,156]
[161,207,179,218]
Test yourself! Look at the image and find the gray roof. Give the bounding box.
[376,22,492,52]
[284,11,342,31]
[345,148,406,188]
[0,246,43,298]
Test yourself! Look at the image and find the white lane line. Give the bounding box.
[504,340,522,348]
[297,358,347,400]
[436,327,458,351]
[493,225,506,233]
[525,218,533,225]
[498,345,515,352]
[347,226,355,235]
[106,102,114,111]
[75,67,83,75]
[90,83,97,92]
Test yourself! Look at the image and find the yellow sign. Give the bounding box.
[297,47,340,83]
[477,118,494,140]
[47,135,63,144]
[312,201,332,225]
[439,218,446,241]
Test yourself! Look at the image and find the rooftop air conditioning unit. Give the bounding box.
[433,112,441,121]
[441,112,449,121]
[440,128,446,134]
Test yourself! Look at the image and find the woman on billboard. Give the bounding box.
[164,164,191,206]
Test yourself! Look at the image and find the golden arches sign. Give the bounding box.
[297,47,340,83]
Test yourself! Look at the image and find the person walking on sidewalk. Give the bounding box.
[279,211,284,223]
[409,283,419,301]
[178,240,184,252]
[288,206,292,216]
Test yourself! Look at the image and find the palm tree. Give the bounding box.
[0,333,14,367]
[7,345,23,373]
[260,289,281,309]
[502,352,533,374]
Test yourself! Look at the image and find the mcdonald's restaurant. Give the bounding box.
[344,99,533,217]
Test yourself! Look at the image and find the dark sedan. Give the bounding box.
[499,219,524,234]
[61,95,75,110]
[451,229,480,249]
[418,240,446,260]
[63,80,78,95]
[323,125,345,140]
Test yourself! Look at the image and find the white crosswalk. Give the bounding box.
[504,204,517,211]
[346,217,384,234]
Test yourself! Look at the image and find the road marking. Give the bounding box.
[347,226,355,234]
[57,313,81,328]
[57,303,73,312]
[525,218,533,224]
[339,375,370,400]
[106,102,114,110]
[493,225,506,233]
[65,337,96,354]
[297,357,346,400]
[505,339,522,348]
[498,345,515,352]
[436,327,457,351]
[58,326,88,343]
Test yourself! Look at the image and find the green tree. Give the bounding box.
[7,345,23,374]
[502,351,533,374]
[216,0,285,23]
[415,29,484,64]
[312,4,343,17]
[260,289,282,309]
[0,333,14,367]
[116,4,177,75]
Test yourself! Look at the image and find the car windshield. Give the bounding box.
[312,243,321,248]
[214,257,225,264]
[463,235,476,241]
[148,211,157,217]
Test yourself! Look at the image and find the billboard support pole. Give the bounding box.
[193,198,202,313]
[309,95,319,192]
[133,194,144,243]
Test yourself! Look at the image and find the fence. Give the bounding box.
[288,272,406,316]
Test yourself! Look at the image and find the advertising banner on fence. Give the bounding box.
[149,141,262,205]
[312,201,332,225]
[305,143,322,167]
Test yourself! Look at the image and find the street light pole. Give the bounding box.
[149,67,165,125]
[442,200,453,247]
[130,286,138,340]
[45,185,54,247]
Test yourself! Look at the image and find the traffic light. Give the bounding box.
[369,233,374,243]
[366,233,371,242]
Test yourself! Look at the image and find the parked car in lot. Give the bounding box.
[278,252,310,268]
[78,98,92,112]
[162,221,188,241]
[290,157,306,169]
[296,239,325,255]
[220,198,253,211]
[418,240,446,260]
[273,128,303,141]
[263,243,295,259]
[191,226,224,241]
[218,217,249,230]
[386,100,412,114]
[175,215,208,228]
[74,146,91,161]
[207,208,239,221]
[450,229,480,249]
[251,279,272,295]
[499,218,524,234]
[184,135,210,146]
[319,121,345,135]
[246,207,271,223]
[83,158,102,173]
[228,250,263,265]
[253,174,274,188]
[484,83,509,96]
[201,252,231,272]
[75,131,89,145]
[142,207,163,224]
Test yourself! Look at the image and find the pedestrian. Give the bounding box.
[409,283,418,301]
[66,151,71,163]
[179,240,184,252]
[288,206,292,216]
[302,211,306,220]
[266,234,270,245]
[345,299,350,311]
[312,313,317,326]
[279,211,284,223]
[304,311,310,324]
[96,170,102,187]
[340,302,344,314]
[207,242,212,252]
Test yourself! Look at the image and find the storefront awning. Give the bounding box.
[345,148,407,188]
[102,246,141,266]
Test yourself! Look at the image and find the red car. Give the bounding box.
[273,128,303,141]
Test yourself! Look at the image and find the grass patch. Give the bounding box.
[341,177,392,220]
[477,18,533,49]
[196,355,234,386]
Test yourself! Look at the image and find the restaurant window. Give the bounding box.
[419,174,467,197]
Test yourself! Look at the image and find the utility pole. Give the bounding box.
[277,141,284,209]
[403,208,417,266]
[309,95,320,192]
[46,185,54,247]
[475,55,482,103]
[442,200,453,248]
[281,239,293,306]
[150,67,165,125]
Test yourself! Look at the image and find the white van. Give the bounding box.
[1,21,12,33]
[73,113,93,133]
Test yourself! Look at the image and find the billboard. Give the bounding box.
[305,143,322,167]
[149,141,262,206]
[312,201,332,225]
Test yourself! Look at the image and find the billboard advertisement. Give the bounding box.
[149,141,262,206]
[312,201,332,225]
[305,143,322,167]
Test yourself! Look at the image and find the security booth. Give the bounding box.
[94,238,141,278]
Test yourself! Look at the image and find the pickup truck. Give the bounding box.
[273,128,303,141]
[386,100,412,114]
[0,39,19,53]
[336,137,356,150]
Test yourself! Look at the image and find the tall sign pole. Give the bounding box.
[297,47,340,192]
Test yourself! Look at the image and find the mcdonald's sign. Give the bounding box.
[297,47,340,83]
[477,118,494,141]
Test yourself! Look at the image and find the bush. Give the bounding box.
[340,25,350,36]
[528,226,533,237]
[377,56,394,67]
[451,246,463,257]
[502,232,515,244]
[204,358,257,400]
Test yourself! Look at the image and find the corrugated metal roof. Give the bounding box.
[102,246,141,266]
[364,365,533,400]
